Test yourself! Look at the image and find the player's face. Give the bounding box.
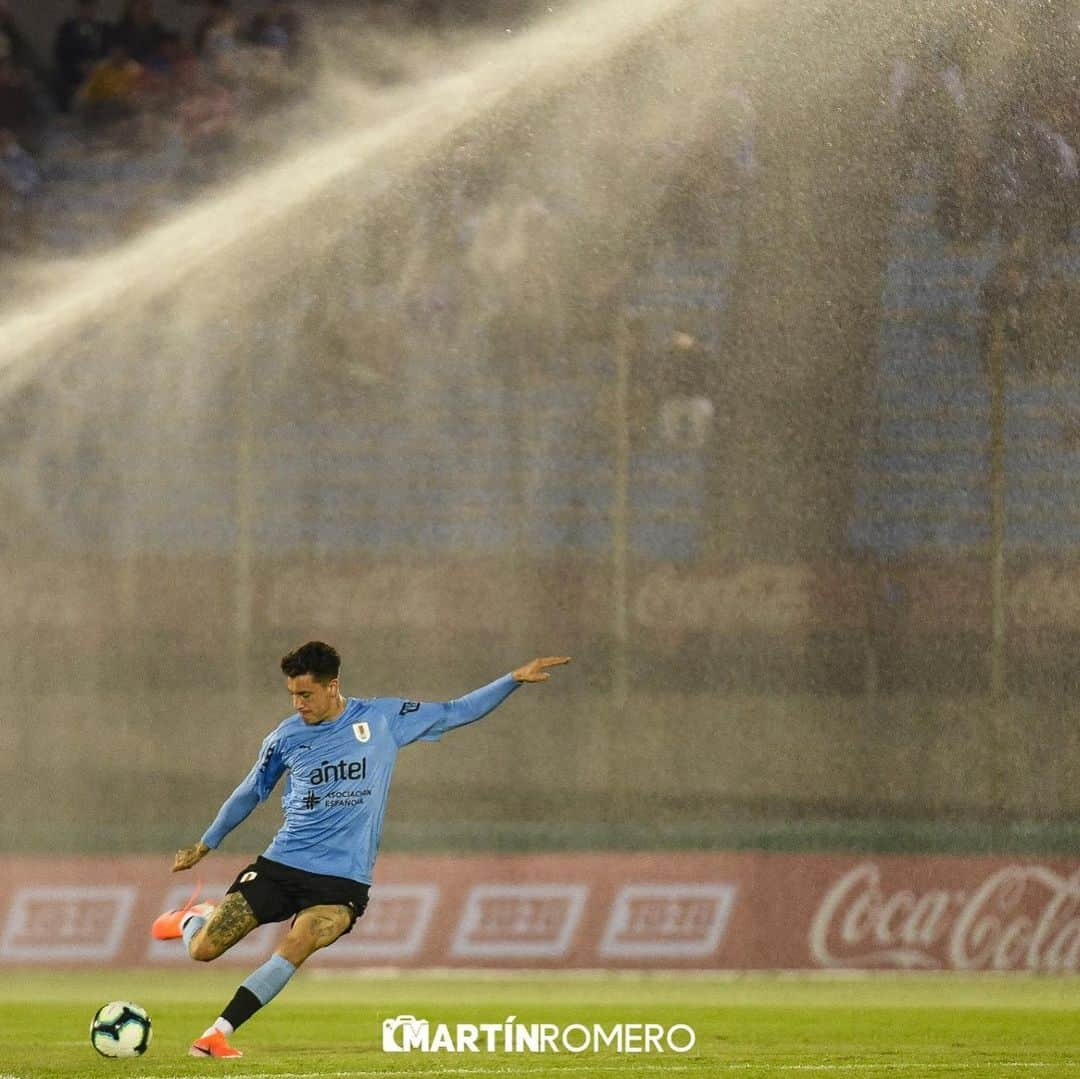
[286,674,341,724]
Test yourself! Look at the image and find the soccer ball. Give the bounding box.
[90,1001,153,1058]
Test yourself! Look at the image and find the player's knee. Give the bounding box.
[277,939,312,967]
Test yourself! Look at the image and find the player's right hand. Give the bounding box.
[512,656,571,682]
[172,842,210,872]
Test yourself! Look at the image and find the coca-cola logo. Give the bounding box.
[810,862,1080,972]
[633,564,815,632]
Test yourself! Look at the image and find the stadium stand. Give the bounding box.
[851,161,1080,555]
[247,201,740,565]
[248,356,708,562]
[32,126,187,250]
[4,166,743,566]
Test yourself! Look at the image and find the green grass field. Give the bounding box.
[2,970,1079,1078]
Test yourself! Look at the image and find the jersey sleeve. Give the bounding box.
[200,732,286,849]
[385,673,520,747]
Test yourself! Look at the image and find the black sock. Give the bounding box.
[220,987,262,1031]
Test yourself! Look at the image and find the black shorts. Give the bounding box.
[226,855,370,931]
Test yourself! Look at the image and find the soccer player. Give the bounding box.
[151,640,570,1058]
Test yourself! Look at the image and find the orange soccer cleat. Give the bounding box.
[151,901,216,942]
[189,1030,243,1058]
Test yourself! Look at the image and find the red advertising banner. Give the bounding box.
[1,852,1078,971]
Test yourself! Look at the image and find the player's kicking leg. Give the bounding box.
[189,903,353,1058]
[151,891,259,960]
[152,892,261,1058]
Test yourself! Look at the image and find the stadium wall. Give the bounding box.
[6,557,1080,852]
[4,686,1080,856]
[2,852,1078,971]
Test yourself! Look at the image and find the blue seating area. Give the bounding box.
[851,164,1080,555]
[64,350,710,562]
[249,358,707,561]
[23,205,735,562]
[29,129,189,253]
[119,222,731,561]
[628,228,739,352]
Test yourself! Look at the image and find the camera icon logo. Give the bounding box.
[382,1014,430,1052]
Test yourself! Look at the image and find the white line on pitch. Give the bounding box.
[124,1062,1080,1079]
[716,1066,1078,1073]
[126,1069,694,1078]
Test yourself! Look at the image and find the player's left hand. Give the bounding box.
[512,656,571,682]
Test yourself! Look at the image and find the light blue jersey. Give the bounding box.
[200,673,519,883]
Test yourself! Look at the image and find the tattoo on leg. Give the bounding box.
[204,892,259,952]
[299,906,350,949]
[312,913,338,945]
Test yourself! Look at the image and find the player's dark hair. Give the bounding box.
[280,641,341,683]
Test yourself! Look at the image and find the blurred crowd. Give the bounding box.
[0,0,306,249]
[885,4,1080,377]
[886,4,1078,234]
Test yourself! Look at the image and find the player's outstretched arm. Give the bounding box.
[390,657,572,746]
[512,656,572,682]
[172,841,210,873]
